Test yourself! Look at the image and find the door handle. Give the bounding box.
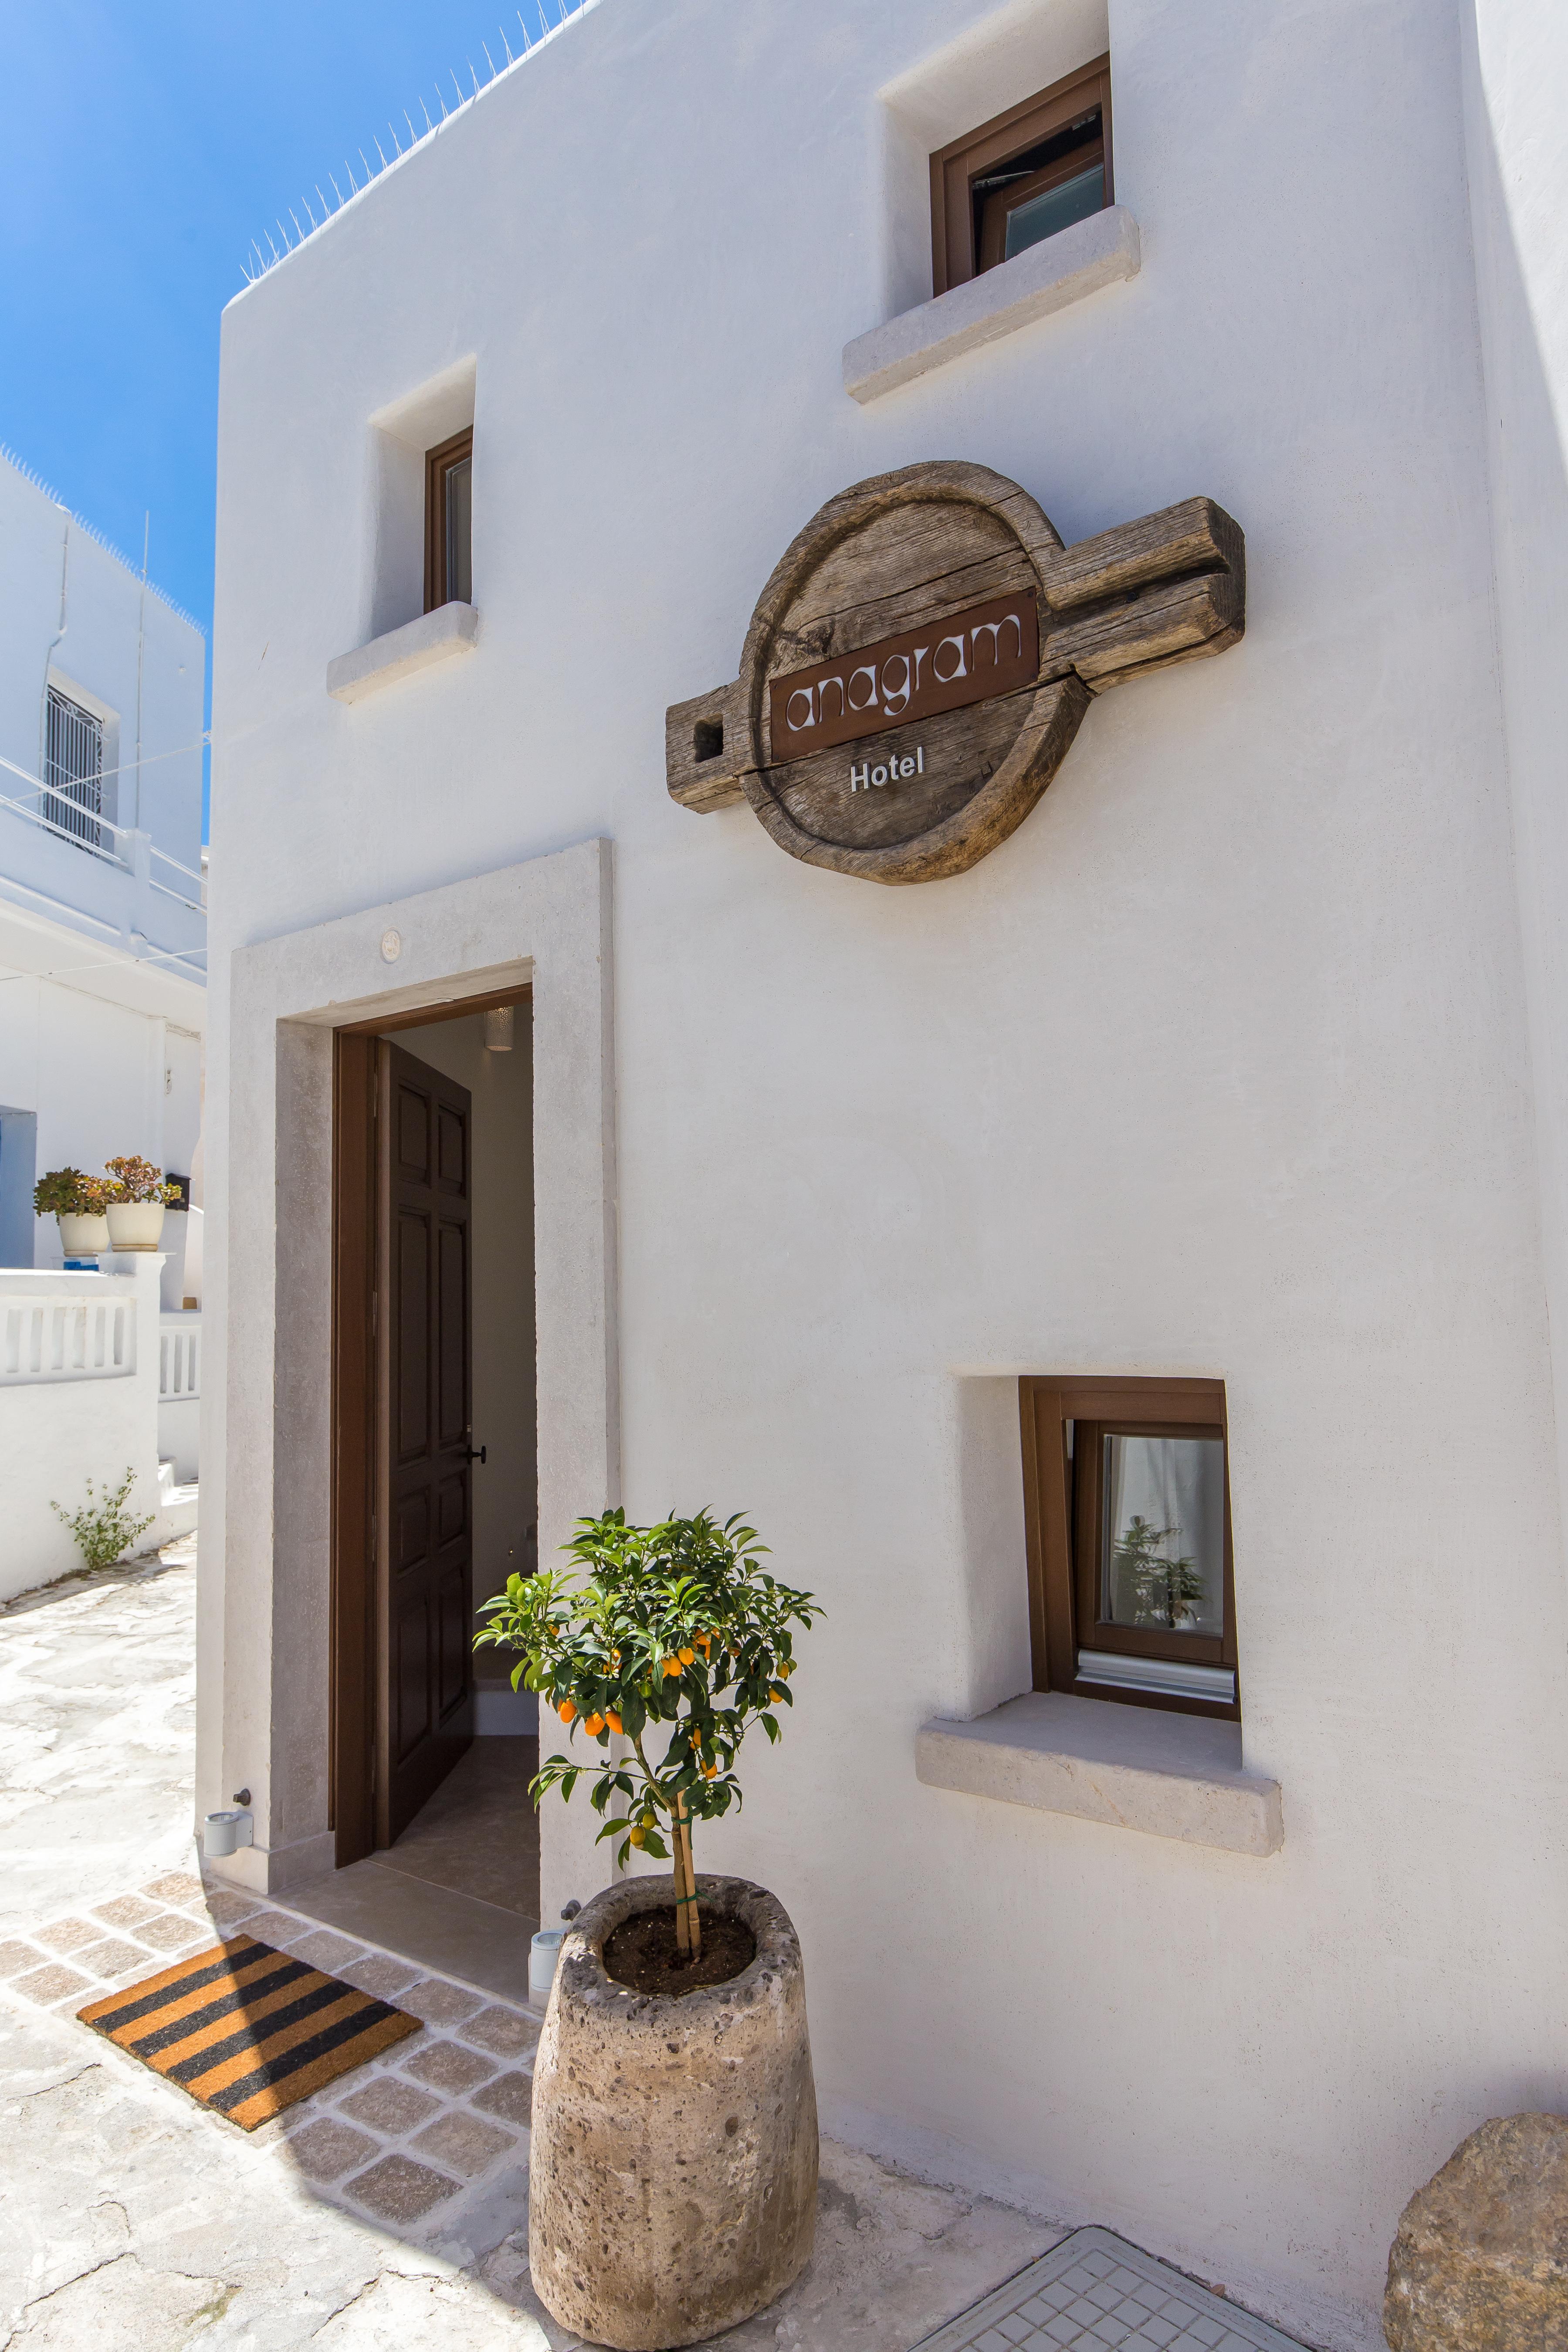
[465,1445,487,1466]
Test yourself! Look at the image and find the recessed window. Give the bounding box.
[44,685,105,853]
[930,56,1113,298]
[1019,1376,1239,1720]
[424,427,473,612]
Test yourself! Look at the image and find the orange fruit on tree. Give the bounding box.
[558,1699,576,1723]
[606,1710,623,1734]
[678,1647,695,1665]
[583,1712,606,1736]
[662,1657,682,1678]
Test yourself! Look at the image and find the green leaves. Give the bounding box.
[478,1508,820,1864]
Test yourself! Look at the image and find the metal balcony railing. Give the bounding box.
[0,749,206,976]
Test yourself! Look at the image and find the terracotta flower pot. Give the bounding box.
[57,1212,110,1257]
[529,1873,818,2350]
[105,1200,166,1252]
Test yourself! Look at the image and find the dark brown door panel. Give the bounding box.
[376,1040,474,1840]
[395,1491,431,1573]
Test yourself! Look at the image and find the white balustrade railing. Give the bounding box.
[159,1314,200,1403]
[0,1284,136,1385]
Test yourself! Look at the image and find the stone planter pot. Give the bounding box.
[530,1872,818,2351]
[58,1212,110,1257]
[105,1200,166,1252]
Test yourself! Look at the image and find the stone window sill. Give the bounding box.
[915,1689,1282,1857]
[326,602,479,705]
[842,206,1141,406]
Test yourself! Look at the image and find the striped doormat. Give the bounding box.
[77,1934,419,2129]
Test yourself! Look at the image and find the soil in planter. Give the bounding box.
[602,1905,757,1996]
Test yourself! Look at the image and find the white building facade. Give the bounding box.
[0,448,206,1276]
[201,4,1568,2344]
[0,451,206,1583]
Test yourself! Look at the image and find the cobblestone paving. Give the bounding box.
[0,1866,540,2255]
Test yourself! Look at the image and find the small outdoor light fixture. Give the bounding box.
[380,928,402,962]
[529,1927,566,2006]
[203,1788,254,1858]
[483,1004,514,1051]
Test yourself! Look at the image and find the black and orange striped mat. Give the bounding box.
[77,1934,419,2129]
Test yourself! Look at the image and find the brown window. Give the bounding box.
[1019,1376,1238,1720]
[424,427,473,612]
[930,56,1113,298]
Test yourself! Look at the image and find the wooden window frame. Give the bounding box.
[1019,1376,1239,1722]
[930,55,1114,298]
[423,427,473,614]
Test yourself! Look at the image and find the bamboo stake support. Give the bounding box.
[674,1792,701,1960]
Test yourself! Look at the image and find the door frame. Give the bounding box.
[329,985,531,1867]
[213,840,617,1908]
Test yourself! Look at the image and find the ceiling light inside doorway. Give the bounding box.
[483,1004,514,1052]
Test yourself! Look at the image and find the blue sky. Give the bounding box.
[0,3,579,643]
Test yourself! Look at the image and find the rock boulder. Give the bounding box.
[1383,2112,1568,2349]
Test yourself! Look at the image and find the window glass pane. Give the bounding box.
[1099,1432,1225,1636]
[1003,162,1104,259]
[444,456,472,605]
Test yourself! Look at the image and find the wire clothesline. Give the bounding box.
[0,734,209,799]
[0,941,207,989]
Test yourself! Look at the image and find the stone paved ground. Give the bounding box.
[0,1546,1063,2349]
[0,1540,198,1933]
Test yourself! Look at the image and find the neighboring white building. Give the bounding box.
[0,450,206,1571]
[200,5,1568,2346]
[0,447,206,1292]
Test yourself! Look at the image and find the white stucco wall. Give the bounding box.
[1462,0,1568,1585]
[204,3,1568,2344]
[0,1255,172,1600]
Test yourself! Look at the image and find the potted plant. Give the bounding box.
[102,1156,181,1252]
[33,1168,111,1259]
[477,1508,821,2352]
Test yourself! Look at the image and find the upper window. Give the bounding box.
[44,685,105,853]
[930,56,1113,298]
[1019,1376,1238,1721]
[424,427,473,612]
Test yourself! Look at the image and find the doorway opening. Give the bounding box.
[318,983,538,1994]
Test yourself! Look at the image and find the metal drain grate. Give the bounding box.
[912,2227,1310,2352]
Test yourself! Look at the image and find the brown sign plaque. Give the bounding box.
[768,589,1040,760]
[665,459,1245,886]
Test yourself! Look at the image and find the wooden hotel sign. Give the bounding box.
[666,459,1245,885]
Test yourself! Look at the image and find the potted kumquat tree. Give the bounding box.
[475,1508,822,2352]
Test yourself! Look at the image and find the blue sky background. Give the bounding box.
[1,2,579,824]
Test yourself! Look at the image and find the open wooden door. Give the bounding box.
[374,1040,475,1843]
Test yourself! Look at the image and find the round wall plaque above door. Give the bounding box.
[665,460,1245,885]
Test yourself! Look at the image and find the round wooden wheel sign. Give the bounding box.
[666,459,1245,886]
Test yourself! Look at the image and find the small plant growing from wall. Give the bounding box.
[477,1508,819,1963]
[51,1468,155,1574]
